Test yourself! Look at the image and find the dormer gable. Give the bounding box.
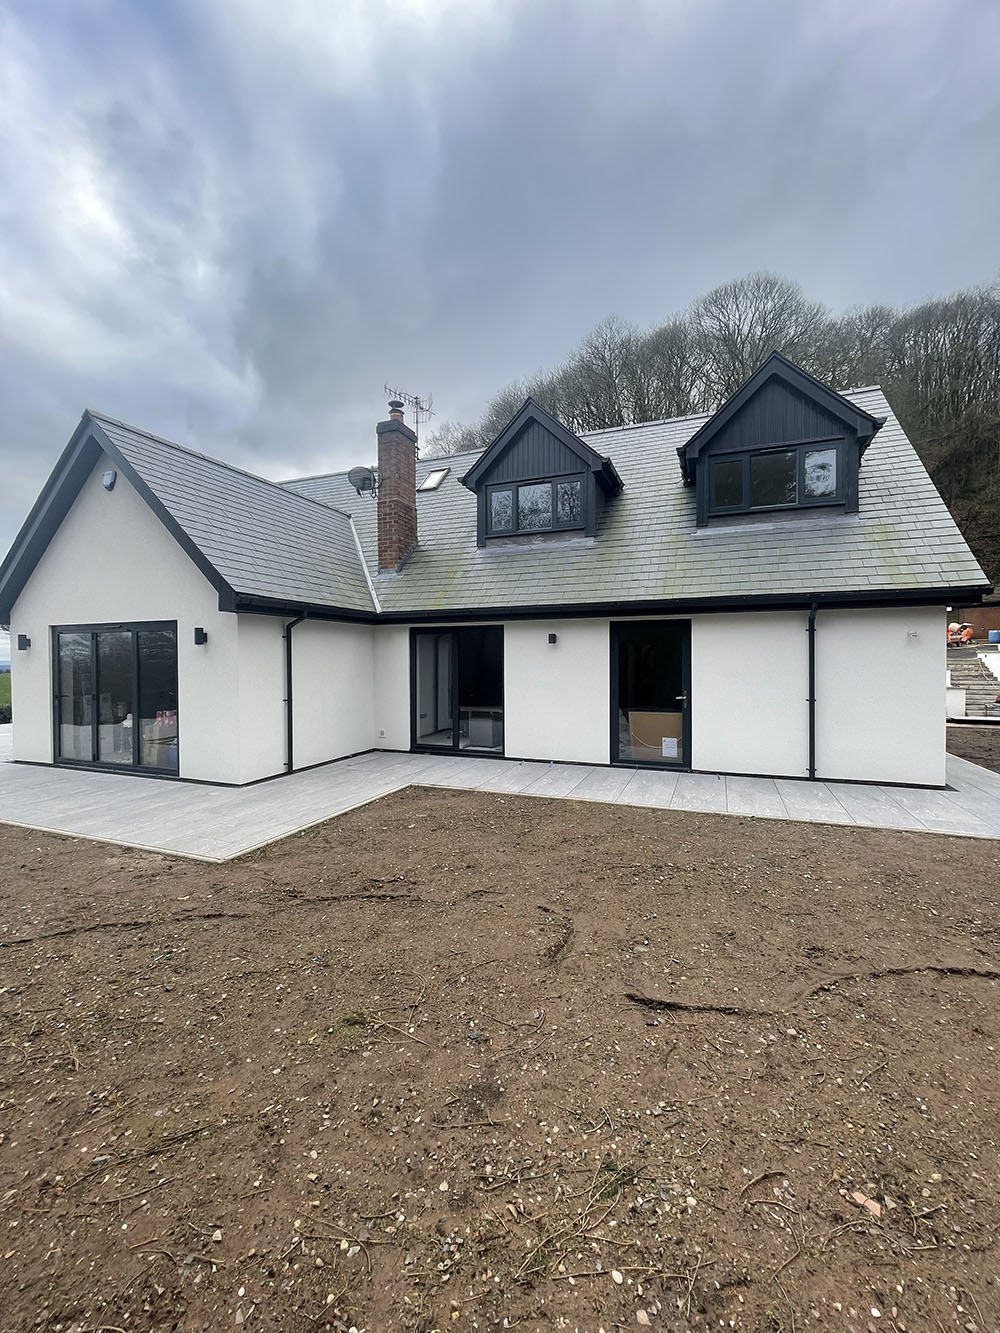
[461,398,623,545]
[678,352,885,527]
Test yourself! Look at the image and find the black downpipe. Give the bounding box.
[807,602,818,781]
[284,613,307,772]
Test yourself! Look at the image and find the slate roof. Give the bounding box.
[281,387,989,613]
[91,414,376,614]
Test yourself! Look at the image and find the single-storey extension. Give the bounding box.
[0,353,990,788]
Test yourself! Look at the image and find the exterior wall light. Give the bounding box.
[102,470,117,491]
[17,634,31,651]
[194,627,208,645]
[548,633,558,645]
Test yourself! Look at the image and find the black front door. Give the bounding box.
[412,626,504,753]
[54,622,179,774]
[611,620,690,767]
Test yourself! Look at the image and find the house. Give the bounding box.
[0,353,990,789]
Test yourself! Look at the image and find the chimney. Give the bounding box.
[376,399,418,570]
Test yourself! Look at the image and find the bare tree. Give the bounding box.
[420,420,482,458]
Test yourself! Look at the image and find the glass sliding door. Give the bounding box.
[612,620,690,767]
[412,627,504,754]
[57,632,95,761]
[54,623,178,774]
[97,630,135,765]
[414,631,454,747]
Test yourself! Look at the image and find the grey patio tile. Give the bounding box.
[616,769,679,807]
[520,765,594,798]
[725,776,789,819]
[774,779,857,826]
[568,767,637,803]
[828,784,927,831]
[670,772,728,812]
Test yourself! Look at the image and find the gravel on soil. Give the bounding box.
[1,788,999,1332]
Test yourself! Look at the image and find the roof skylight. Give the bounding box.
[417,467,450,492]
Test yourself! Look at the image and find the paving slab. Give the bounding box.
[1,743,999,860]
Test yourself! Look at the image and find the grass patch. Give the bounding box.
[0,673,10,710]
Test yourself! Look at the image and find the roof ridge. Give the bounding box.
[88,410,356,523]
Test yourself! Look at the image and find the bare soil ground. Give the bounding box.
[948,724,1000,775]
[2,789,1000,1333]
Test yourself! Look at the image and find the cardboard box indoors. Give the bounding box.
[626,710,683,762]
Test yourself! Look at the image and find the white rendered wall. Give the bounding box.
[503,619,611,763]
[8,455,242,782]
[816,607,945,785]
[290,620,375,769]
[691,612,810,778]
[979,652,1000,682]
[236,616,286,783]
[373,625,411,749]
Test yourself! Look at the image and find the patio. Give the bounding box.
[1,724,999,859]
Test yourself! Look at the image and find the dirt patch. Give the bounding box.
[948,723,1000,774]
[1,789,999,1331]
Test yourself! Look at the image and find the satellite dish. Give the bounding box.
[348,465,379,498]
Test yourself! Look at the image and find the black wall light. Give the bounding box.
[102,470,117,491]
[547,633,558,645]
[17,634,30,651]
[193,627,208,645]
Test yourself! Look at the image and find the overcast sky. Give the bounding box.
[2,0,999,578]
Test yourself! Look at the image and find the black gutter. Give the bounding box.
[233,584,991,627]
[284,613,307,772]
[807,601,818,781]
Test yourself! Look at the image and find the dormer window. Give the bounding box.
[678,352,886,527]
[487,476,585,536]
[461,398,623,546]
[708,441,842,516]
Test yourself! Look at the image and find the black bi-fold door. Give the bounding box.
[54,622,178,774]
[611,620,691,767]
[411,626,504,754]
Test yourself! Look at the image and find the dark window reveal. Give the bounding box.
[487,475,586,537]
[708,441,842,516]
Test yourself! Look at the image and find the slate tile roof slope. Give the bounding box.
[93,414,375,614]
[282,388,988,614]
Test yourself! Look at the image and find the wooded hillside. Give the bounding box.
[426,273,1000,584]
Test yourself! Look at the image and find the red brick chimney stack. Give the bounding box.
[376,399,418,571]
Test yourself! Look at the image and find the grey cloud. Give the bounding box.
[2,0,1000,564]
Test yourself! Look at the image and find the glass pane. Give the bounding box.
[457,627,503,752]
[804,447,837,498]
[57,632,93,761]
[749,451,797,508]
[490,489,514,532]
[97,631,134,765]
[517,483,552,530]
[711,458,743,510]
[415,632,453,746]
[616,622,686,765]
[555,479,582,525]
[138,630,178,771]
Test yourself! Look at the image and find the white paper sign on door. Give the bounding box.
[661,737,678,759]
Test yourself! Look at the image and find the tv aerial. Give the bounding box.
[384,384,435,448]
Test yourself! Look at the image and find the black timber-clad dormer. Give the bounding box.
[461,397,623,546]
[678,352,886,527]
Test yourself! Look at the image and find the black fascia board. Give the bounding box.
[676,351,886,482]
[460,397,624,495]
[366,583,992,624]
[232,594,378,623]
[0,412,238,622]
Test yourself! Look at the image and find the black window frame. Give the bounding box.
[51,620,180,777]
[485,473,586,537]
[706,438,844,517]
